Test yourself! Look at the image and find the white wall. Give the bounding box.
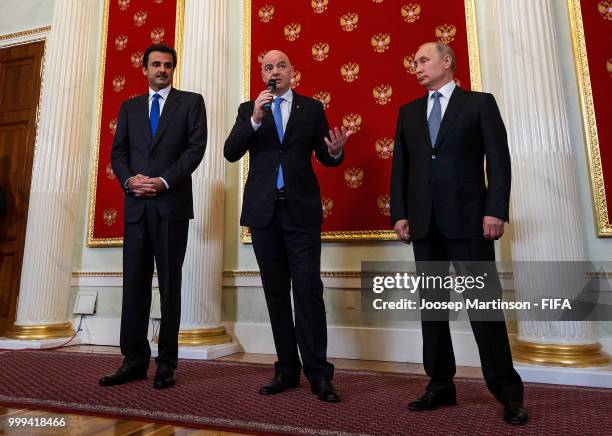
[0,0,54,35]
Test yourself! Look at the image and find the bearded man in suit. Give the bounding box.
[100,44,207,390]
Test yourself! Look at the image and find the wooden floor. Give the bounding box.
[0,346,484,435]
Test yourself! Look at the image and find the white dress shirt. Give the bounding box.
[427,80,456,119]
[251,88,293,132]
[251,88,342,158]
[125,85,172,190]
[148,85,172,116]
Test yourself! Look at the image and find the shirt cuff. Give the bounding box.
[329,148,343,159]
[124,176,134,189]
[251,117,261,131]
[159,177,169,190]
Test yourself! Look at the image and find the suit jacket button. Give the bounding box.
[431,154,436,159]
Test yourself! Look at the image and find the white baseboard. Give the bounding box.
[64,318,612,366]
[73,317,241,360]
[151,342,242,360]
[0,337,84,349]
[224,321,612,388]
[224,322,480,365]
[514,363,612,388]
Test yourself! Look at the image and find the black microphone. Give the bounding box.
[263,79,276,111]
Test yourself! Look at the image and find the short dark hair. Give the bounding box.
[143,44,177,68]
[433,42,456,72]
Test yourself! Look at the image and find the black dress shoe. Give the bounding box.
[153,364,176,389]
[99,364,148,386]
[408,389,457,411]
[310,379,341,403]
[258,373,300,395]
[504,402,528,425]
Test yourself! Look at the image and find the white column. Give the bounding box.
[494,0,608,366]
[174,0,235,355]
[4,0,96,341]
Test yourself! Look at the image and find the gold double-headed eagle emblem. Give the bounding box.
[103,209,118,226]
[375,138,394,160]
[133,10,147,27]
[342,114,362,133]
[130,51,143,68]
[313,92,331,110]
[377,194,391,216]
[403,55,417,74]
[340,13,359,31]
[344,167,364,189]
[115,35,128,51]
[340,63,360,82]
[436,24,456,44]
[112,75,126,93]
[284,23,301,41]
[401,4,421,23]
[290,71,301,89]
[118,0,131,11]
[258,5,274,22]
[312,43,330,62]
[371,33,391,53]
[311,0,329,14]
[321,197,334,218]
[150,27,165,44]
[373,85,393,105]
[598,1,612,20]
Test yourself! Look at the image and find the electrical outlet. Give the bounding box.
[73,291,97,315]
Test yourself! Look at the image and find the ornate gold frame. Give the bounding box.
[567,0,611,237]
[87,0,186,247]
[240,0,482,242]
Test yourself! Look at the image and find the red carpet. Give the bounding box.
[0,350,610,435]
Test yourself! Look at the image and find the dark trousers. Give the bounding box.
[412,216,523,404]
[251,200,334,382]
[120,202,189,370]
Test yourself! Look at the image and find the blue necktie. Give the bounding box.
[273,97,285,189]
[428,91,442,146]
[150,93,161,137]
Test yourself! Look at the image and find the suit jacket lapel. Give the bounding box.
[136,94,152,147]
[261,107,280,144]
[433,86,469,151]
[151,88,179,151]
[282,92,303,143]
[418,93,432,148]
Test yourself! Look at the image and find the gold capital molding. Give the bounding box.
[72,270,612,279]
[0,26,51,42]
[512,338,610,368]
[5,322,75,340]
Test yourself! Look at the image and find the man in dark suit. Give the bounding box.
[224,50,351,403]
[390,42,527,425]
[100,44,207,389]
